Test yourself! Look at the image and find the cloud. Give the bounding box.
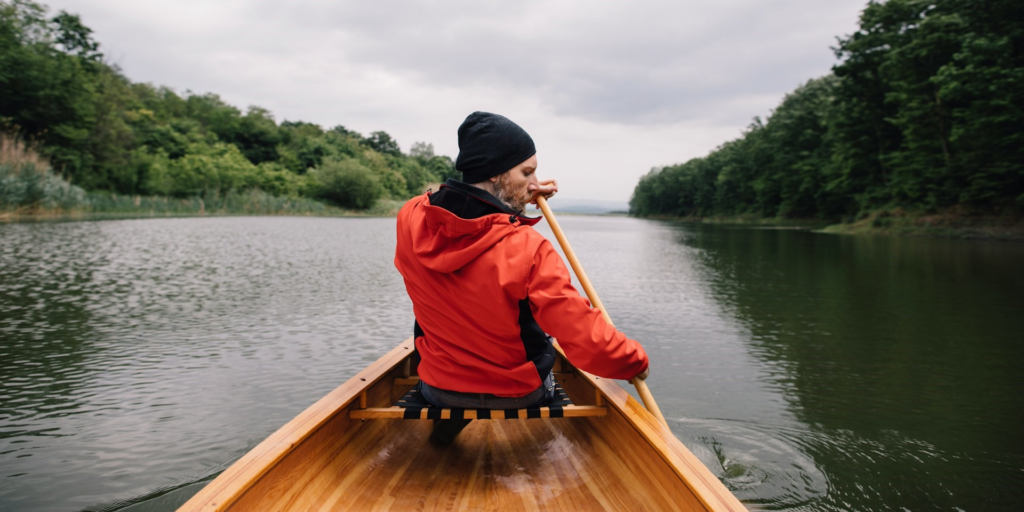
[230,0,861,125]
[47,0,867,201]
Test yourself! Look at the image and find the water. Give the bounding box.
[1,216,1022,511]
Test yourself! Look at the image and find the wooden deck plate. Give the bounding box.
[233,416,697,511]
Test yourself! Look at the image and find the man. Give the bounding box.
[394,112,649,444]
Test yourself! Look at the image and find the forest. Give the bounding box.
[629,0,1023,223]
[1,0,457,212]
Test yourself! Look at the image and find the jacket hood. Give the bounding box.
[400,193,539,273]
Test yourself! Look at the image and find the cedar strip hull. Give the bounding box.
[179,339,747,511]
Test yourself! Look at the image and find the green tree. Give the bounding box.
[51,10,100,60]
[409,141,434,158]
[232,106,281,164]
[633,0,1024,220]
[309,157,382,209]
[144,142,256,197]
[364,130,401,156]
[1,1,98,183]
[0,0,454,209]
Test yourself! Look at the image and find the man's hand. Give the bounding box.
[528,179,558,205]
[632,367,650,382]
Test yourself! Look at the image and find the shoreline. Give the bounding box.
[641,209,1024,242]
[817,210,1024,242]
[0,210,396,223]
[0,198,407,223]
[8,204,1023,242]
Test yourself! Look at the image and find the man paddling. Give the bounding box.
[394,111,650,445]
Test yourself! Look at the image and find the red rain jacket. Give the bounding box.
[394,183,648,397]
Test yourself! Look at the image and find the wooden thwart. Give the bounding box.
[350,405,606,420]
[354,377,601,420]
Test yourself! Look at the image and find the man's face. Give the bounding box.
[492,155,539,213]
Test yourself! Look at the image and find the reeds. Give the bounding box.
[0,133,50,169]
[84,188,337,216]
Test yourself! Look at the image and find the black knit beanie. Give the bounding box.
[455,112,536,183]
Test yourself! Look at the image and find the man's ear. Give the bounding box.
[489,175,499,184]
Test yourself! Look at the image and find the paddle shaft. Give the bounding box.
[535,196,668,426]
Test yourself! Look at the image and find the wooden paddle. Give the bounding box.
[535,196,669,426]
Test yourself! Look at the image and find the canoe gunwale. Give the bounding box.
[569,366,747,511]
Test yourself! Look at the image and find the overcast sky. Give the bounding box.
[48,0,867,202]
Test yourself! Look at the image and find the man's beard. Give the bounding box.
[492,173,530,214]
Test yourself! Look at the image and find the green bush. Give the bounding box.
[0,162,87,210]
[309,157,383,209]
[247,162,308,197]
[143,142,257,197]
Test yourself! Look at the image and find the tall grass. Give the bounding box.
[85,189,337,216]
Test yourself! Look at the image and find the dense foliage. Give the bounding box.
[630,0,1024,220]
[0,0,457,209]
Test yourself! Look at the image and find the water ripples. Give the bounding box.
[0,217,412,511]
[680,417,1014,511]
[3,216,1023,511]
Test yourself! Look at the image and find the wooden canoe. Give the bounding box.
[179,339,747,511]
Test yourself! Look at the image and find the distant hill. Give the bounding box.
[525,199,629,215]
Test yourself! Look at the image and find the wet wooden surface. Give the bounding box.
[234,418,696,511]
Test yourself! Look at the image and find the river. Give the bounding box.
[1,216,1022,511]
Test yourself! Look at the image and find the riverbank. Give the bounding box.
[0,136,411,224]
[646,213,826,227]
[818,208,1024,241]
[1,192,406,223]
[642,208,1024,242]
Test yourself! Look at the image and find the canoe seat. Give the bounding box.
[350,380,606,420]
